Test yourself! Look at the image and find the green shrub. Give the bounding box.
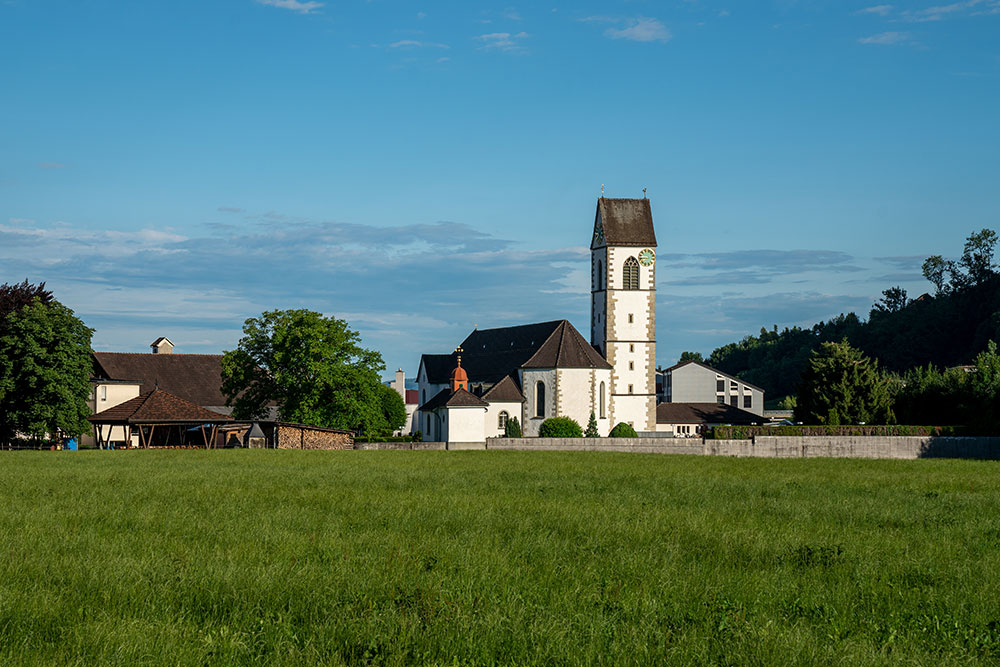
[608,422,638,438]
[539,417,582,438]
[504,417,522,438]
[585,412,600,438]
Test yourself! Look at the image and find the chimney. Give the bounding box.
[151,337,174,354]
[393,369,406,398]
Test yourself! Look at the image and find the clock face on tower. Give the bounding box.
[638,248,655,266]
[593,223,604,245]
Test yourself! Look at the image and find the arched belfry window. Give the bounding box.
[599,382,606,419]
[623,257,639,290]
[535,381,546,418]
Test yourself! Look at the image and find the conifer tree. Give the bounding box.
[585,411,600,437]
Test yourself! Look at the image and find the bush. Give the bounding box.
[504,417,522,438]
[539,417,582,438]
[608,422,638,438]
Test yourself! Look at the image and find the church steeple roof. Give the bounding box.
[595,197,657,247]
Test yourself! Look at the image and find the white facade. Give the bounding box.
[484,400,521,438]
[441,405,489,448]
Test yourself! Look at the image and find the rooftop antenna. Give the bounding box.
[643,188,647,199]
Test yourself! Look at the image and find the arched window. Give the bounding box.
[599,382,605,419]
[498,411,509,430]
[597,260,603,290]
[535,381,546,418]
[623,257,639,290]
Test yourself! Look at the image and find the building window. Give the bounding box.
[717,396,725,404]
[629,344,634,352]
[100,386,107,401]
[498,411,509,430]
[623,257,639,290]
[628,314,634,324]
[716,379,725,393]
[599,382,606,418]
[597,260,603,290]
[425,414,431,435]
[535,381,546,418]
[744,395,752,409]
[730,381,738,391]
[730,395,737,407]
[628,384,634,394]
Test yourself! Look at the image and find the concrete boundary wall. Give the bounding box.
[354,441,446,451]
[488,437,704,455]
[487,436,1000,460]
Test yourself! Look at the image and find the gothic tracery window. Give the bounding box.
[623,256,639,290]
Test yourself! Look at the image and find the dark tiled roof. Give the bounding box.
[88,390,232,424]
[418,387,489,412]
[522,320,611,369]
[422,320,609,384]
[660,360,765,393]
[92,352,227,407]
[596,198,657,247]
[656,402,763,425]
[481,374,523,402]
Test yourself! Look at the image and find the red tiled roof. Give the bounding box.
[88,390,232,424]
[405,389,419,405]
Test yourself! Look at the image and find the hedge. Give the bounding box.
[708,425,965,440]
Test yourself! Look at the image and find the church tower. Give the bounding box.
[590,197,657,432]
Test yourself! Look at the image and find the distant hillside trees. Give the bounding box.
[709,228,1000,405]
[221,309,404,435]
[0,280,93,446]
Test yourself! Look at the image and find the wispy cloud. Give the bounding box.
[857,4,894,16]
[389,39,449,49]
[475,32,530,53]
[604,17,671,43]
[254,0,323,15]
[858,30,913,44]
[898,0,998,22]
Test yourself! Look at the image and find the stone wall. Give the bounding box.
[488,437,703,455]
[275,424,353,450]
[354,441,447,450]
[486,436,1000,460]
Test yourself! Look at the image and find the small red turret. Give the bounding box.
[450,346,468,392]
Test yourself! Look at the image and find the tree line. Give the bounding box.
[702,228,1000,416]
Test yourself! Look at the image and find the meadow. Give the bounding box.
[1,451,999,666]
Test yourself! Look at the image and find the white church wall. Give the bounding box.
[556,368,612,436]
[520,368,556,437]
[443,406,488,447]
[485,400,521,437]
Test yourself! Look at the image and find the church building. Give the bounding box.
[416,197,658,446]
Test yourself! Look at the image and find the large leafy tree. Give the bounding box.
[794,340,894,425]
[0,282,93,445]
[378,384,407,435]
[221,309,391,433]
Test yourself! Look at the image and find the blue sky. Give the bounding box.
[2,0,998,378]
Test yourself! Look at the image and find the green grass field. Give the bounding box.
[2,451,999,666]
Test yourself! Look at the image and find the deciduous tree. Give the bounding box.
[0,284,93,446]
[221,309,388,433]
